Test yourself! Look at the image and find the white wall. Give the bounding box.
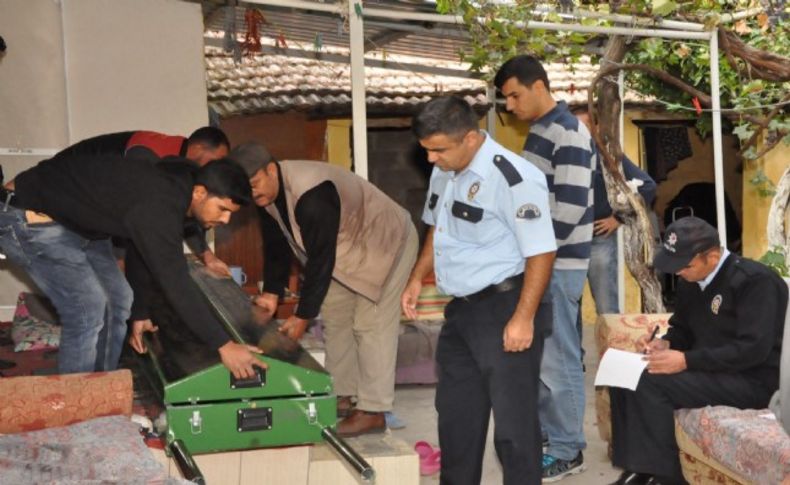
[0,0,209,314]
[62,0,208,140]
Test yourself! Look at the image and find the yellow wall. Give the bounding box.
[742,141,790,259]
[326,119,352,169]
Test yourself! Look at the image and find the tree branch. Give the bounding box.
[719,29,790,83]
[739,92,790,155]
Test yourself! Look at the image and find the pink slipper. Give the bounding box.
[414,440,435,460]
[420,449,441,476]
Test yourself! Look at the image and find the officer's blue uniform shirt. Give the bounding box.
[422,132,557,297]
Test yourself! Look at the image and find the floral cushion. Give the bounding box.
[676,406,790,485]
[594,313,672,443]
[11,292,60,352]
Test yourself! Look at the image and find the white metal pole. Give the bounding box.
[348,0,368,179]
[486,86,496,135]
[361,7,712,40]
[61,0,73,143]
[709,29,728,246]
[617,69,625,313]
[241,0,709,40]
[527,6,706,31]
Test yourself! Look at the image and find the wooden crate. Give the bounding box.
[148,432,418,485]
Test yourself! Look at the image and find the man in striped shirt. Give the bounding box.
[495,55,595,482]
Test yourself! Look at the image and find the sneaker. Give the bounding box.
[542,452,586,482]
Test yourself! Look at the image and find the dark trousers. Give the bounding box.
[436,287,550,485]
[610,370,775,482]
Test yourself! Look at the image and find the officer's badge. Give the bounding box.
[467,182,480,201]
[516,204,541,220]
[711,294,722,315]
[664,232,678,253]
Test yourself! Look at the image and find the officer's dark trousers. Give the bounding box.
[436,287,549,485]
[610,370,775,483]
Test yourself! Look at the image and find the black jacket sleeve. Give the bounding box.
[260,208,292,298]
[124,198,231,349]
[663,284,695,351]
[183,220,209,255]
[124,146,161,164]
[125,243,156,321]
[292,182,340,319]
[684,273,785,372]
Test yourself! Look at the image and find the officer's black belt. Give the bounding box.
[459,273,523,303]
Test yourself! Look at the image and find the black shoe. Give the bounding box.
[542,452,585,482]
[0,359,15,370]
[611,471,652,485]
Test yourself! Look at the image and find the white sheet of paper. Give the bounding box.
[594,348,649,390]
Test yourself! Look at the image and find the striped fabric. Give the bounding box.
[522,101,595,270]
[403,284,452,321]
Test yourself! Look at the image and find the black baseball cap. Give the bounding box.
[653,216,720,273]
[228,143,273,177]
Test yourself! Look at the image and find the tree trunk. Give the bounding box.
[767,166,790,267]
[591,35,666,313]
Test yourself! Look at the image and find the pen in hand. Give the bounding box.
[643,325,660,354]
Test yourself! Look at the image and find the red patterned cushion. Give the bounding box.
[0,370,133,433]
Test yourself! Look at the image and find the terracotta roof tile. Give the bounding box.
[205,45,645,117]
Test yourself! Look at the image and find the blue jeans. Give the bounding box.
[0,207,132,373]
[588,233,619,314]
[539,268,587,460]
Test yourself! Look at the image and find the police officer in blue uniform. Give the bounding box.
[402,96,557,485]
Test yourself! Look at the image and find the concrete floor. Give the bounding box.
[389,324,621,485]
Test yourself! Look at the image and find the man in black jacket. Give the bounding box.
[54,126,230,166]
[0,156,264,378]
[51,127,232,276]
[609,216,788,485]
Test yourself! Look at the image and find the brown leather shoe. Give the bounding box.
[337,395,356,418]
[336,409,386,437]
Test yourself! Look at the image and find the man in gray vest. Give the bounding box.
[230,143,419,437]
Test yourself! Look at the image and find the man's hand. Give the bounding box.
[218,341,267,379]
[635,326,669,354]
[503,315,534,352]
[279,315,309,341]
[644,349,686,374]
[129,319,158,353]
[401,278,423,320]
[201,250,231,277]
[593,215,620,237]
[253,292,279,318]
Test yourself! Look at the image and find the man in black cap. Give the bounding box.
[609,216,788,485]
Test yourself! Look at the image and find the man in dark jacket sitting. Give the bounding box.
[610,216,788,485]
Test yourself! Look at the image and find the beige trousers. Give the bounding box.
[320,223,418,412]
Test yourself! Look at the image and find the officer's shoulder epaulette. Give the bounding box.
[493,154,522,187]
[731,256,772,279]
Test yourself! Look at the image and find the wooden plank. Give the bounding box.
[192,451,242,485]
[239,445,311,485]
[308,434,418,485]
